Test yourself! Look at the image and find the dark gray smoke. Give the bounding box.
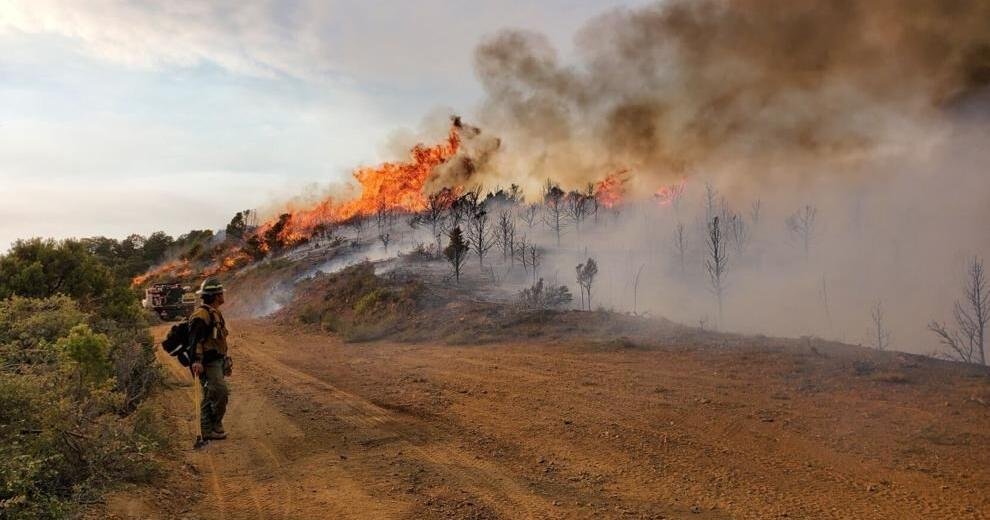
[473,0,990,191]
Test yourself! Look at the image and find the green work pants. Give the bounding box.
[198,359,229,436]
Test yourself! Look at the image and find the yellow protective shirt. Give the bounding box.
[190,304,229,361]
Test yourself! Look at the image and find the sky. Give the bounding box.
[0,0,637,251]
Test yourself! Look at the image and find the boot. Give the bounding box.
[205,430,227,440]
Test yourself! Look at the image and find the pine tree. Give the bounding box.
[444,226,471,282]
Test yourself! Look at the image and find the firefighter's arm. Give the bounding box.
[188,316,210,375]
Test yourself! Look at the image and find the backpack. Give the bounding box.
[161,320,194,367]
[162,305,220,367]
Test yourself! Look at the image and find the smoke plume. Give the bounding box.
[473,0,990,192]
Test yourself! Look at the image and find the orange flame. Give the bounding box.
[654,178,687,207]
[131,259,192,287]
[202,250,252,278]
[131,126,463,288]
[252,126,461,250]
[595,169,628,209]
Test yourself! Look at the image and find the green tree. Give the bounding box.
[0,238,141,326]
[0,239,112,302]
[264,213,292,252]
[576,258,599,311]
[444,226,471,282]
[226,211,247,240]
[141,231,174,265]
[173,229,214,261]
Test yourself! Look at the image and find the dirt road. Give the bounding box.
[106,319,990,519]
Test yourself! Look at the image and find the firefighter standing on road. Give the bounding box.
[190,277,232,446]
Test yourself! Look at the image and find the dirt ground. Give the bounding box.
[99,319,990,519]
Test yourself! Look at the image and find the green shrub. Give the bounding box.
[108,331,160,412]
[0,296,86,365]
[0,361,160,518]
[130,402,171,451]
[0,236,165,517]
[0,298,159,518]
[298,305,322,324]
[353,287,393,317]
[320,313,343,333]
[57,324,113,388]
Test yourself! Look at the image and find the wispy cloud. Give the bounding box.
[0,0,636,249]
[0,1,632,86]
[1,1,328,78]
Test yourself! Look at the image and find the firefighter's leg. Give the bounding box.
[203,360,229,435]
[198,370,214,437]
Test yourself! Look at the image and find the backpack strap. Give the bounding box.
[196,304,225,340]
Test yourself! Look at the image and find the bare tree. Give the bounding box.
[750,199,762,227]
[375,200,394,252]
[726,213,750,257]
[786,205,818,256]
[449,188,481,230]
[347,216,367,242]
[243,208,258,229]
[564,189,594,232]
[444,226,471,282]
[929,256,988,365]
[587,182,602,223]
[669,182,686,214]
[703,182,719,224]
[528,244,542,285]
[542,181,567,246]
[515,234,530,275]
[576,258,599,311]
[672,222,688,274]
[518,203,539,229]
[705,216,729,327]
[419,188,455,257]
[632,264,645,315]
[496,209,516,264]
[870,300,891,351]
[467,207,496,267]
[820,275,833,332]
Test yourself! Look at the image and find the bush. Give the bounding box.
[403,243,436,261]
[0,296,86,366]
[519,279,573,309]
[100,323,159,412]
[57,324,113,388]
[320,313,343,332]
[354,287,393,317]
[0,297,160,518]
[298,305,322,325]
[279,262,423,341]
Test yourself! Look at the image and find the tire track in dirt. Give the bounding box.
[234,324,557,518]
[135,321,990,519]
[155,328,339,520]
[156,347,231,519]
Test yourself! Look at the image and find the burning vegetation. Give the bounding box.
[130,0,990,364]
[133,115,631,287]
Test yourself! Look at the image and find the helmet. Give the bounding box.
[197,277,224,296]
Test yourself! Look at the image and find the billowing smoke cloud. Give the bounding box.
[473,0,990,192]
[441,0,990,355]
[428,117,503,193]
